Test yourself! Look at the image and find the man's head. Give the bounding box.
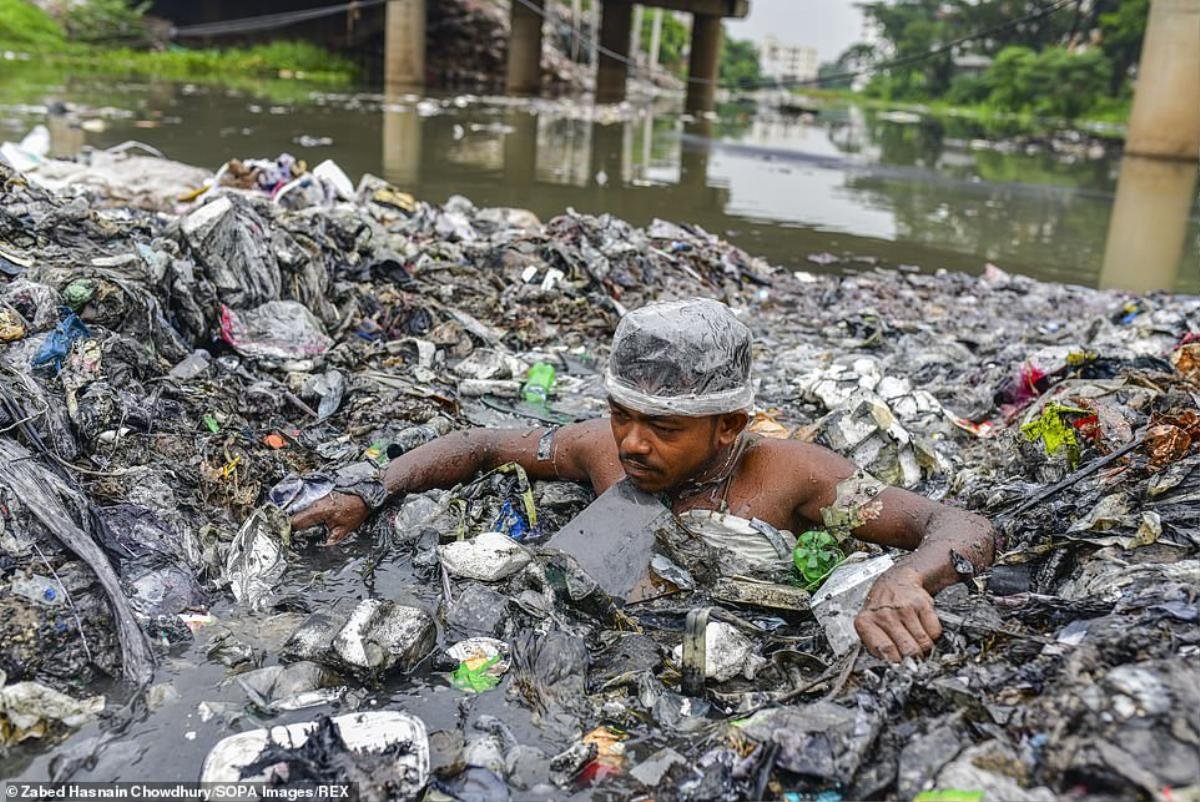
[603,298,754,492]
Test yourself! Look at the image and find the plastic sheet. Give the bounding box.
[604,298,754,416]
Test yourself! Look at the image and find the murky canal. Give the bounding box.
[2,71,1196,292]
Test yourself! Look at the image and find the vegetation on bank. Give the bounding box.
[820,0,1147,125]
[0,0,357,84]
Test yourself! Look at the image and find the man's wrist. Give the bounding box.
[334,463,389,510]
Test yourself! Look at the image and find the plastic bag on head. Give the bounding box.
[604,298,753,416]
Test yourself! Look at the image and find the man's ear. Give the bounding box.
[715,411,750,447]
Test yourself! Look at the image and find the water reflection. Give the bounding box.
[8,72,1197,291]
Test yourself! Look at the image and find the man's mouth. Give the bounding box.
[621,459,657,478]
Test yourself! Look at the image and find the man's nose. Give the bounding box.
[621,426,653,456]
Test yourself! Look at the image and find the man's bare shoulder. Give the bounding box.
[747,437,854,479]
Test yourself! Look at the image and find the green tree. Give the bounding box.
[1097,0,1148,94]
[719,30,760,89]
[982,45,1112,119]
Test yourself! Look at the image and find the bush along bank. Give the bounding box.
[0,0,356,84]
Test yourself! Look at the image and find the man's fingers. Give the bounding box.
[324,525,352,546]
[855,616,901,662]
[917,603,943,642]
[899,608,936,656]
[290,503,327,530]
[876,609,922,658]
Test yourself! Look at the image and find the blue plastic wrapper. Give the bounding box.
[492,498,530,541]
[32,309,90,374]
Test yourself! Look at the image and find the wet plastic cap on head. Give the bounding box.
[604,298,754,417]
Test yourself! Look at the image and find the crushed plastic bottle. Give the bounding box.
[387,417,454,459]
[521,362,556,405]
[11,574,66,607]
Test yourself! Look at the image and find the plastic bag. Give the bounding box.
[604,298,754,416]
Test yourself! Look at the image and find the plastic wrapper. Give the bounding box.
[603,298,754,416]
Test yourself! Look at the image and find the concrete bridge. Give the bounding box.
[150,0,749,112]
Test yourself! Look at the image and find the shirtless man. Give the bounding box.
[292,298,997,663]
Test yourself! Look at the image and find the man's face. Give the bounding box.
[608,399,744,493]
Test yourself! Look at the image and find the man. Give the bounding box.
[292,298,997,663]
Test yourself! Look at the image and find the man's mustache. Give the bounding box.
[620,455,655,470]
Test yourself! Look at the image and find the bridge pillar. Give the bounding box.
[506,0,544,95]
[384,0,425,90]
[596,0,633,104]
[1126,0,1200,160]
[685,13,722,115]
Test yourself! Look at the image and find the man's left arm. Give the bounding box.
[790,443,998,661]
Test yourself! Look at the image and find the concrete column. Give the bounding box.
[1126,0,1200,160]
[685,13,722,115]
[506,0,544,95]
[1099,155,1199,292]
[571,0,582,61]
[382,90,423,188]
[596,0,633,104]
[384,0,425,91]
[589,0,600,66]
[648,8,663,74]
[630,4,644,66]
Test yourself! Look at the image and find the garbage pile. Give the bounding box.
[426,0,592,93]
[1,144,1199,802]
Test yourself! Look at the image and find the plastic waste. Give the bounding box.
[810,554,895,655]
[0,678,105,745]
[448,638,509,692]
[167,349,212,381]
[225,506,290,609]
[438,532,532,582]
[0,308,25,341]
[201,711,429,797]
[521,362,557,405]
[31,311,89,374]
[9,574,66,607]
[388,417,455,458]
[285,599,436,675]
[220,301,333,360]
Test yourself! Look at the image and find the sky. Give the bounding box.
[723,0,865,62]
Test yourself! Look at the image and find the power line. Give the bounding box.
[170,0,385,39]
[167,0,1075,93]
[516,0,1076,91]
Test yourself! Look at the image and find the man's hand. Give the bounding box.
[289,492,369,545]
[854,565,943,662]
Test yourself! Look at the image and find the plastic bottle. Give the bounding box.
[386,416,454,460]
[522,362,557,405]
[10,574,66,607]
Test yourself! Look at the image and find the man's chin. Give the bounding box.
[626,473,667,493]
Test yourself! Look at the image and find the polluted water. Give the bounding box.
[0,135,1199,802]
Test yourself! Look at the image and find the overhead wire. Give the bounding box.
[150,0,1072,93]
[514,0,1077,91]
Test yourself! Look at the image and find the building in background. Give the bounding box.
[761,35,819,85]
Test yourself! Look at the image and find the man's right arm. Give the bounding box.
[290,418,620,543]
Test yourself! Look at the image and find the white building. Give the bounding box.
[761,35,820,86]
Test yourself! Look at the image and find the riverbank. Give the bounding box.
[0,0,356,85]
[797,87,1129,141]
